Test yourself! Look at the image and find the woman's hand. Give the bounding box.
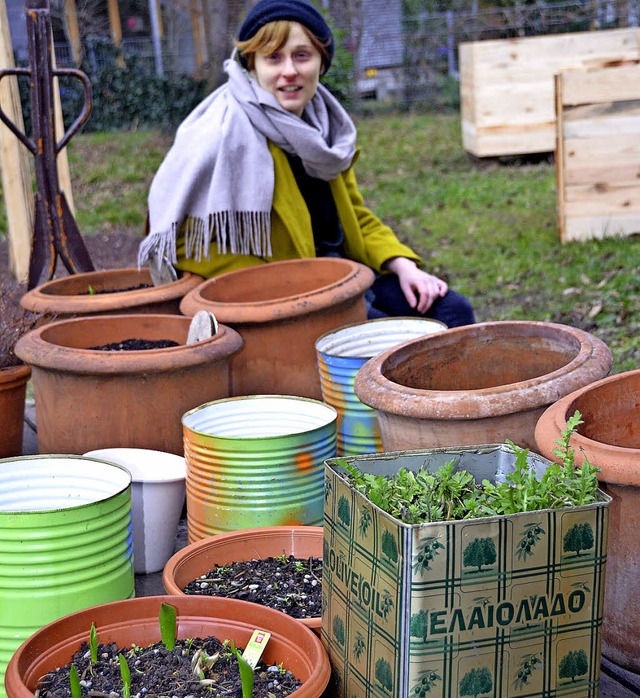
[383,257,448,314]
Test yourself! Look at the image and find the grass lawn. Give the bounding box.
[1,110,638,374]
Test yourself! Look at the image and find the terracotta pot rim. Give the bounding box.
[180,258,375,322]
[14,314,243,374]
[20,268,202,314]
[0,363,31,386]
[5,595,330,698]
[535,368,640,486]
[354,320,613,419]
[163,526,323,629]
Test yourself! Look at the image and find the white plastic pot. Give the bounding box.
[84,448,186,574]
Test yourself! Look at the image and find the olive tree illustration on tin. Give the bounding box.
[463,537,497,573]
[375,657,393,692]
[459,666,493,697]
[563,523,595,557]
[558,649,589,683]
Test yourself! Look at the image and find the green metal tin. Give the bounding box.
[0,456,134,698]
[183,395,337,541]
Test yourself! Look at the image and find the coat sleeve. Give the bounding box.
[334,156,422,273]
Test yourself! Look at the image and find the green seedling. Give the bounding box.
[89,623,98,664]
[69,664,82,698]
[159,602,177,651]
[87,285,96,295]
[118,653,131,698]
[339,412,599,524]
[191,648,220,682]
[229,641,254,698]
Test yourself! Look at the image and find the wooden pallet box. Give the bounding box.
[556,61,640,242]
[459,28,640,158]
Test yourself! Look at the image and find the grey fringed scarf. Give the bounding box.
[139,58,357,267]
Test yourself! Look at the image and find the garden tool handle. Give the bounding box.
[53,68,92,152]
[0,68,37,153]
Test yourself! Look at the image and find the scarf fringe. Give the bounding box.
[138,211,272,269]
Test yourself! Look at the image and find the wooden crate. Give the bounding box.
[556,61,640,242]
[459,28,640,158]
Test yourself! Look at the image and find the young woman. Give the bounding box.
[140,0,475,327]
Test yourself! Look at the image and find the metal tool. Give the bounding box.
[0,0,94,289]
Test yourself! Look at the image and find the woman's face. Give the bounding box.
[252,22,323,117]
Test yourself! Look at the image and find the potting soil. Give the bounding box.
[38,637,302,698]
[183,555,322,620]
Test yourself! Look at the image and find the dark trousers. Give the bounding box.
[367,273,475,328]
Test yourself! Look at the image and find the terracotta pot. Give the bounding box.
[4,595,330,698]
[20,267,202,320]
[354,320,612,451]
[534,368,640,673]
[0,364,30,458]
[180,258,375,399]
[163,526,324,634]
[14,314,243,455]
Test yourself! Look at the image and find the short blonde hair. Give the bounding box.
[236,20,331,72]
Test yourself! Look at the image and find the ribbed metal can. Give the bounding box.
[0,455,134,698]
[182,396,337,542]
[316,317,447,456]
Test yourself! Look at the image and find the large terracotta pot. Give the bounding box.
[354,320,612,451]
[180,258,375,399]
[163,526,324,634]
[20,267,202,320]
[534,368,640,673]
[14,314,242,455]
[0,364,30,458]
[4,595,331,698]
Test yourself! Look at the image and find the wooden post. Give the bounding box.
[64,0,82,66]
[107,0,126,67]
[0,0,33,283]
[190,0,205,70]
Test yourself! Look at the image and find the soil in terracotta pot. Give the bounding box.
[183,556,322,620]
[80,283,153,295]
[38,635,302,698]
[89,338,180,350]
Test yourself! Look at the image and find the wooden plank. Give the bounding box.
[563,133,640,168]
[564,214,640,241]
[564,180,640,215]
[560,62,640,106]
[0,0,33,283]
[562,101,640,138]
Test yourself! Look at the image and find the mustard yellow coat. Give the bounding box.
[174,142,421,278]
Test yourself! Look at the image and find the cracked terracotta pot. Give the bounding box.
[354,320,612,451]
[14,314,242,455]
[0,364,30,458]
[163,525,324,634]
[534,368,640,673]
[4,595,331,698]
[20,267,203,320]
[180,258,375,400]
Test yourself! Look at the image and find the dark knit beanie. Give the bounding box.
[237,0,334,72]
